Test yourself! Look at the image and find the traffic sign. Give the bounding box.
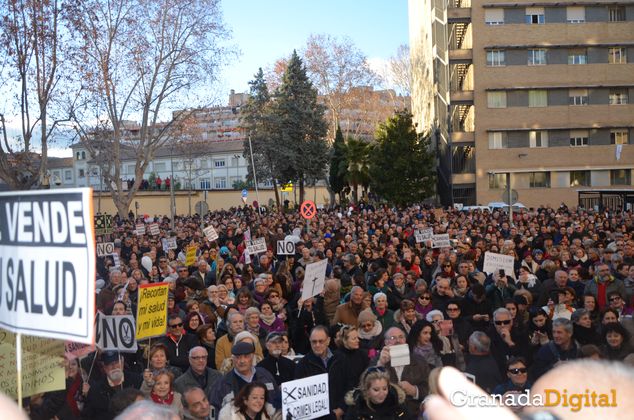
[300,200,316,219]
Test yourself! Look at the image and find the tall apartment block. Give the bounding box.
[409,0,634,208]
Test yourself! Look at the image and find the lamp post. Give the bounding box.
[233,153,240,187]
[247,135,261,213]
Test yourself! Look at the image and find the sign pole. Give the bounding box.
[16,333,22,408]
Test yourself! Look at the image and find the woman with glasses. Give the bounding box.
[491,357,532,397]
[414,292,433,319]
[344,368,408,419]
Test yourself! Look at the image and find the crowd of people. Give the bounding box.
[23,202,634,419]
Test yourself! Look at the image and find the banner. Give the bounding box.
[301,259,328,301]
[149,223,160,236]
[277,240,295,255]
[281,373,329,420]
[95,312,138,352]
[97,242,115,257]
[161,237,178,250]
[136,283,169,340]
[203,225,218,242]
[185,246,197,266]
[135,223,146,236]
[415,228,433,243]
[432,234,451,248]
[94,214,113,235]
[0,188,96,343]
[246,237,267,255]
[483,252,516,279]
[0,329,66,398]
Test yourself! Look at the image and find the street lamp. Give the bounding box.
[233,154,240,188]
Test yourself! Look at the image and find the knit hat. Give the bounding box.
[357,308,377,325]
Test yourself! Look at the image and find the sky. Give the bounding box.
[217,0,410,95]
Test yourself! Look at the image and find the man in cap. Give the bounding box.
[83,351,143,420]
[208,341,279,414]
[257,332,296,385]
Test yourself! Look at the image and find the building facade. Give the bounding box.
[409,0,634,208]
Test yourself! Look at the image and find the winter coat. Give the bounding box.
[295,351,347,418]
[344,384,408,420]
[335,347,370,396]
[217,402,280,420]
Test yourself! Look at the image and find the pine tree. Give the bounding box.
[369,110,436,207]
[271,50,329,204]
[328,125,347,205]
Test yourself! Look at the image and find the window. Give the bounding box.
[200,159,208,169]
[488,132,507,149]
[609,47,627,64]
[528,90,548,107]
[213,159,225,168]
[488,173,507,189]
[485,9,504,25]
[64,170,72,180]
[570,130,589,147]
[529,131,549,148]
[609,6,626,22]
[154,162,166,172]
[569,89,589,106]
[570,171,591,186]
[91,167,99,176]
[530,172,550,188]
[487,50,505,66]
[609,89,629,105]
[214,177,227,189]
[81,151,86,160]
[611,169,631,186]
[487,91,507,108]
[78,169,85,178]
[526,7,545,24]
[611,130,629,145]
[566,6,585,23]
[568,49,587,65]
[200,178,211,190]
[528,49,547,65]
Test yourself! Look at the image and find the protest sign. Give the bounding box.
[135,223,145,236]
[277,240,295,255]
[112,253,121,268]
[301,259,328,301]
[432,234,451,248]
[415,228,433,243]
[161,237,177,250]
[203,225,218,242]
[94,214,113,235]
[0,330,66,398]
[136,283,168,340]
[64,341,95,359]
[97,242,115,257]
[149,223,160,236]
[95,312,138,352]
[483,252,516,279]
[185,246,197,266]
[246,237,267,255]
[281,373,329,420]
[0,188,95,343]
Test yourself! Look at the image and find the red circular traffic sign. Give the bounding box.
[300,200,317,219]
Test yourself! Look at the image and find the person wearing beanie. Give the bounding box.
[372,292,396,332]
[357,308,383,359]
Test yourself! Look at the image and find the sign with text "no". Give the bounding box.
[97,242,115,257]
[277,240,295,255]
[95,312,138,352]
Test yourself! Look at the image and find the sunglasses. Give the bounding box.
[495,320,512,326]
[169,322,183,328]
[508,368,527,374]
[419,296,431,300]
[609,297,621,302]
[446,307,459,312]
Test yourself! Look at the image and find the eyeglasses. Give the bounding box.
[269,294,279,298]
[443,264,452,268]
[446,308,459,312]
[169,322,183,328]
[386,335,405,342]
[609,297,622,302]
[494,320,512,326]
[508,368,527,375]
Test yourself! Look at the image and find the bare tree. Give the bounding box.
[302,33,377,139]
[387,44,411,97]
[67,0,230,217]
[0,0,63,189]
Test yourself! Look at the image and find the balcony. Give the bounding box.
[449,49,473,63]
[450,90,474,104]
[448,7,471,24]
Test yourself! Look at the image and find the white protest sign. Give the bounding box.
[149,223,160,236]
[277,240,295,255]
[281,373,329,420]
[161,237,178,250]
[415,228,433,243]
[112,253,121,268]
[203,225,218,242]
[95,312,138,352]
[0,188,96,343]
[243,249,251,265]
[483,251,516,279]
[301,259,328,301]
[97,242,115,257]
[135,223,146,236]
[390,344,410,367]
[432,234,451,248]
[246,237,267,255]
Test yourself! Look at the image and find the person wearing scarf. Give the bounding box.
[584,264,627,310]
[258,302,286,333]
[357,308,383,359]
[371,292,396,332]
[149,369,183,416]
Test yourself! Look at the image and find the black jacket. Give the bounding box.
[257,355,296,386]
[335,347,370,396]
[82,371,142,420]
[159,332,200,371]
[295,351,346,419]
[465,353,503,393]
[344,385,408,420]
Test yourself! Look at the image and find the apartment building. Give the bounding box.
[409,0,634,208]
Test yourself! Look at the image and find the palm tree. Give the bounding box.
[343,137,371,204]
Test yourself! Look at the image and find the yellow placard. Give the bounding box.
[0,329,66,398]
[280,183,293,192]
[135,283,169,340]
[185,246,197,266]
